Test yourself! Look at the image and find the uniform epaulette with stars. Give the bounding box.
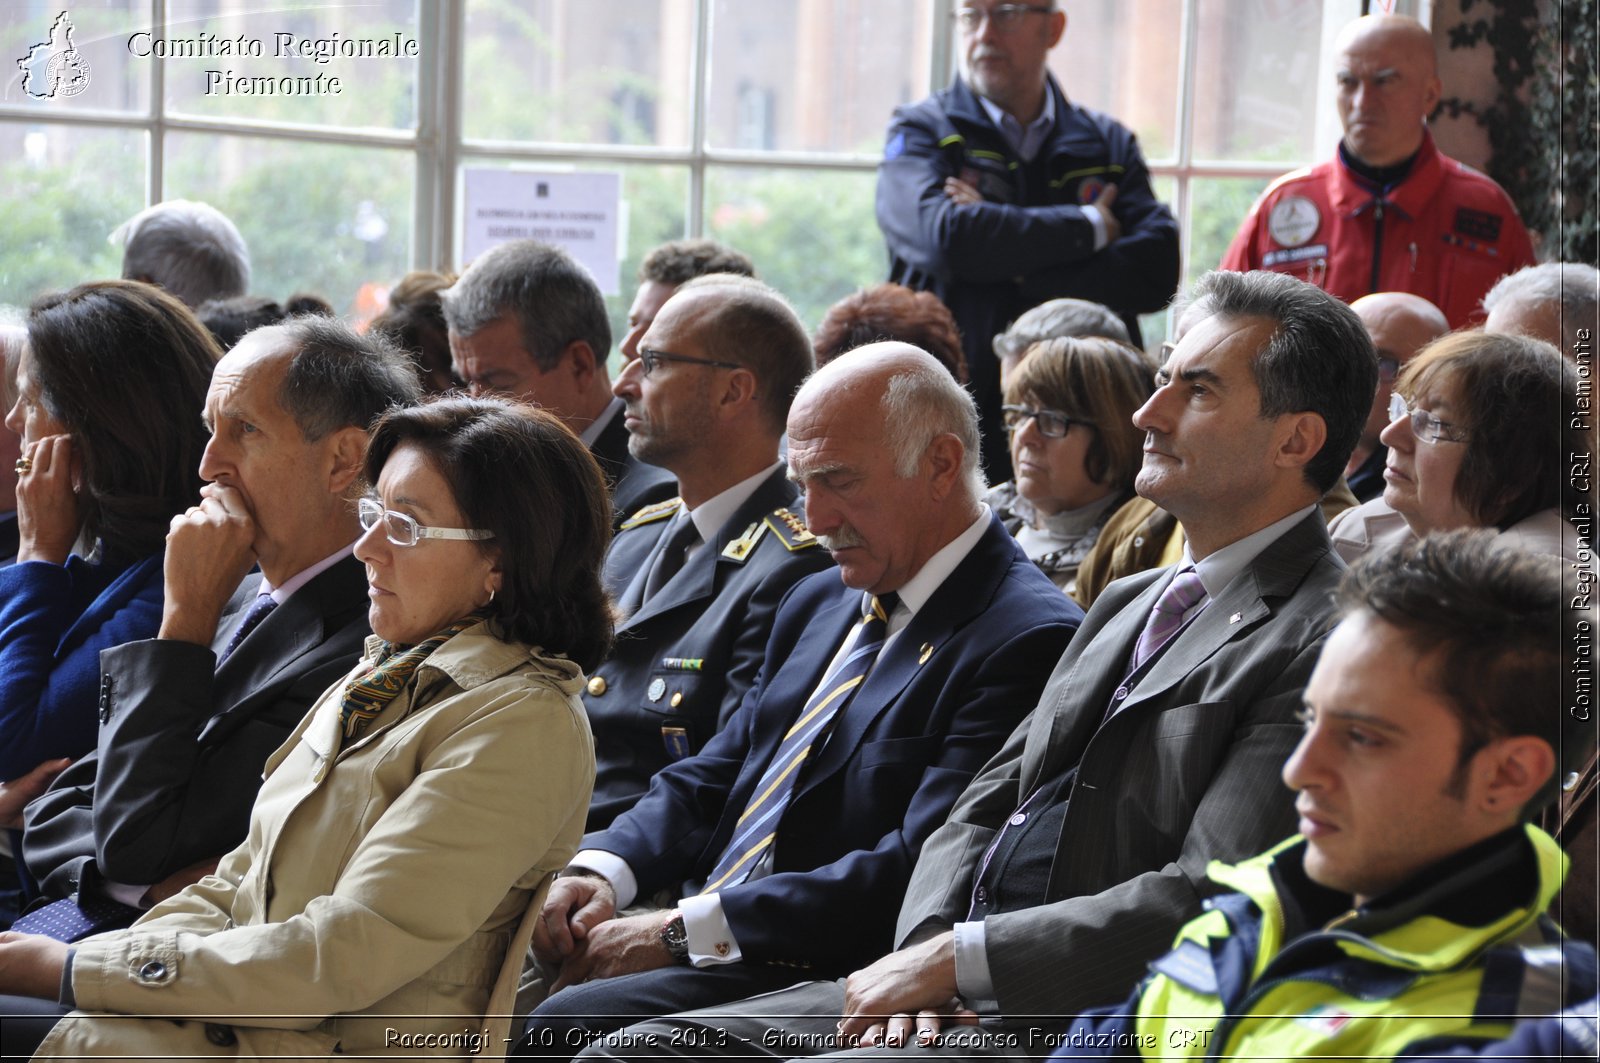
[619,497,682,531]
[719,506,820,561]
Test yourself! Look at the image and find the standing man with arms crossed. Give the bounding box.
[877,0,1179,479]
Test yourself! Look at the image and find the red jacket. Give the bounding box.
[1220,131,1535,328]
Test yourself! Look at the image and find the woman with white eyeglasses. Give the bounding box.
[0,396,609,1061]
[1329,330,1584,565]
[984,335,1155,595]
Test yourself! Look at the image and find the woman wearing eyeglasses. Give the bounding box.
[1329,330,1584,564]
[984,336,1155,594]
[0,396,609,1061]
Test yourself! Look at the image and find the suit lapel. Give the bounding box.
[200,556,368,742]
[622,468,796,631]
[800,515,1017,792]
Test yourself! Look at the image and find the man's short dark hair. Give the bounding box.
[270,316,422,441]
[1192,270,1377,494]
[1338,530,1583,811]
[677,275,814,433]
[441,240,611,371]
[197,295,286,351]
[639,239,756,286]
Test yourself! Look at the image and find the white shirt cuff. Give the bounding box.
[679,892,742,967]
[1081,205,1108,251]
[953,920,997,1006]
[569,849,638,910]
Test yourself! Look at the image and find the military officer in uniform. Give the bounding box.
[584,275,831,830]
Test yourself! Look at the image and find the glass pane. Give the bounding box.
[1191,0,1322,163]
[463,0,693,147]
[1185,175,1272,287]
[162,0,418,129]
[707,0,932,155]
[460,160,689,368]
[1,1,150,114]
[166,132,413,315]
[705,167,882,335]
[0,122,146,309]
[1137,174,1178,348]
[1045,0,1181,161]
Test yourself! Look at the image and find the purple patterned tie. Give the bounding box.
[1130,567,1206,671]
[219,591,277,663]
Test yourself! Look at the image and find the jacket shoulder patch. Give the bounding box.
[620,497,682,530]
[764,508,820,551]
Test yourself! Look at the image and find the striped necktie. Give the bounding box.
[701,591,899,893]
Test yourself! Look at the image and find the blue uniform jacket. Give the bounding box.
[876,75,1179,477]
[588,512,1083,973]
[583,468,835,830]
[0,551,163,781]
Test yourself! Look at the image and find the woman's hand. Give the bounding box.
[15,434,83,565]
[0,932,69,1001]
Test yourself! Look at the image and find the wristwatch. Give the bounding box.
[660,909,689,963]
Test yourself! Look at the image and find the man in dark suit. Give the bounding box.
[584,276,831,831]
[18,318,420,924]
[571,269,1379,1061]
[511,344,1083,1056]
[443,239,674,524]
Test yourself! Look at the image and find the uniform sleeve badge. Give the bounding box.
[1268,196,1321,248]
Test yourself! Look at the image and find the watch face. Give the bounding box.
[661,913,689,956]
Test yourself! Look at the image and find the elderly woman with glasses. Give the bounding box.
[0,396,609,1061]
[1329,330,1584,564]
[983,336,1155,594]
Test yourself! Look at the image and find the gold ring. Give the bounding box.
[13,458,30,474]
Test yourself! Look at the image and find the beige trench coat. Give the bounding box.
[35,623,594,1060]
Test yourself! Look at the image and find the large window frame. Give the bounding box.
[1,0,1419,323]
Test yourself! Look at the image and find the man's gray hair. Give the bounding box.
[882,357,986,498]
[442,240,610,370]
[994,297,1130,360]
[1483,262,1600,346]
[114,200,250,309]
[266,316,422,441]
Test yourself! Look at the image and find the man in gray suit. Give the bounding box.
[574,268,1377,1061]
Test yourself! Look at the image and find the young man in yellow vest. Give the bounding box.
[1052,530,1596,1060]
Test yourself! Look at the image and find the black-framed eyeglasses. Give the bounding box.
[953,3,1054,31]
[1001,404,1093,438]
[1388,393,1469,445]
[358,498,495,548]
[636,347,744,376]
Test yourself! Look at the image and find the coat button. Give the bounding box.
[669,691,683,708]
[1009,812,1027,826]
[137,960,166,980]
[975,885,989,903]
[587,676,607,696]
[205,1024,237,1046]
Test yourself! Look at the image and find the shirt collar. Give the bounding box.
[976,86,1057,161]
[888,505,992,620]
[1182,505,1318,600]
[262,541,356,604]
[580,396,624,447]
[685,461,783,545]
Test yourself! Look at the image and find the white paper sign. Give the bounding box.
[462,169,622,294]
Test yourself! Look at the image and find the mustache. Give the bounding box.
[817,525,866,551]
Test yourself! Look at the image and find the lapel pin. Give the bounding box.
[918,642,933,665]
[1229,612,1242,624]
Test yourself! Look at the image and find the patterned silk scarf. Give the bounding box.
[337,612,486,746]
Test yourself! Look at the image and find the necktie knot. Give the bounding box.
[864,592,900,624]
[1129,567,1207,674]
[1155,569,1205,617]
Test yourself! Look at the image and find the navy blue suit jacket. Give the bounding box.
[588,512,1083,973]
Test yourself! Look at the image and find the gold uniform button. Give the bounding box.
[670,691,684,708]
[587,676,607,696]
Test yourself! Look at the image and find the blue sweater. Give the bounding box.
[0,551,164,780]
